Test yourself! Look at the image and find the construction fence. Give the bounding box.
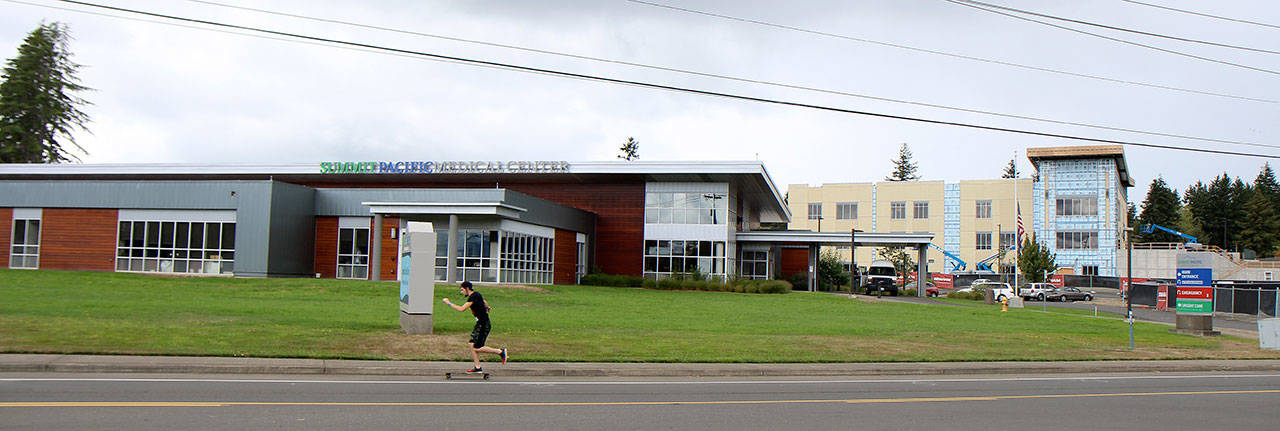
[1130,282,1279,317]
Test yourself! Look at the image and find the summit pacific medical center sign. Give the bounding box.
[320,160,571,174]
[1175,252,1214,316]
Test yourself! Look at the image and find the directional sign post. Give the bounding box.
[1172,252,1219,336]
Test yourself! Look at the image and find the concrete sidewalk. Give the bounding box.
[4,354,1280,377]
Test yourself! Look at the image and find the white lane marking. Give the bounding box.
[2,374,1280,386]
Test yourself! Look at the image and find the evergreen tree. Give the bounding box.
[1135,177,1181,242]
[0,22,90,163]
[884,143,920,181]
[616,137,639,161]
[1241,191,1280,257]
[1185,173,1247,249]
[1017,235,1056,283]
[1001,158,1018,178]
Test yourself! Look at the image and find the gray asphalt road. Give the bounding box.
[4,372,1280,430]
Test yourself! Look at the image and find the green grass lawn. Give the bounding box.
[1,269,1274,362]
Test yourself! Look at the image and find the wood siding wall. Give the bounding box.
[0,208,11,266]
[313,216,338,278]
[41,208,118,271]
[378,216,399,281]
[507,183,643,276]
[553,229,577,285]
[779,248,809,279]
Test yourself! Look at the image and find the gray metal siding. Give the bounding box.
[315,188,594,233]
[265,182,316,277]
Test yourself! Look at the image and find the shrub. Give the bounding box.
[902,288,917,297]
[658,278,682,290]
[579,273,644,287]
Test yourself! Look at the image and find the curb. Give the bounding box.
[5,354,1280,377]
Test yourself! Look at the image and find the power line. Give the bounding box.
[160,0,1280,151]
[1120,0,1280,31]
[956,0,1280,55]
[947,0,1280,76]
[622,0,1275,104]
[33,0,1280,159]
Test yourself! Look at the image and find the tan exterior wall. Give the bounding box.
[787,179,1031,275]
[957,179,1033,272]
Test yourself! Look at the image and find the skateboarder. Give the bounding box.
[442,281,508,373]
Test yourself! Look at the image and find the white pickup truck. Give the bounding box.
[974,281,1017,302]
[1018,283,1056,302]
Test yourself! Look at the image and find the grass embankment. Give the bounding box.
[0,269,1273,362]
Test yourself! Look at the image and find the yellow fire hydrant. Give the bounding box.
[1001,297,1009,312]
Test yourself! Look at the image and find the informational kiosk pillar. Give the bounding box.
[399,223,437,334]
[1173,252,1219,336]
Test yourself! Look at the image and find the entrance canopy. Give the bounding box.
[735,230,935,294]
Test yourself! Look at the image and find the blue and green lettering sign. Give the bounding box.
[319,160,570,174]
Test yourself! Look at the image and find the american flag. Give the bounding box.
[1016,203,1024,248]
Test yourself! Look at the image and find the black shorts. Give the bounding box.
[469,321,491,348]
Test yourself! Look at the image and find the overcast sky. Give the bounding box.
[2,0,1277,206]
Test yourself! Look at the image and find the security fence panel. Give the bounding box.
[1130,283,1159,307]
[1234,288,1260,316]
[1263,290,1278,317]
[1215,287,1233,313]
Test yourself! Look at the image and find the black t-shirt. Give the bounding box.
[467,291,489,324]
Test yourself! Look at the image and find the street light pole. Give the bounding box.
[1126,227,1134,349]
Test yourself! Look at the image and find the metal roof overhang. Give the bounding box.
[361,202,527,218]
[735,231,935,247]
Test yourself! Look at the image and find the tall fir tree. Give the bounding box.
[0,22,90,163]
[1241,164,1280,257]
[616,137,639,161]
[1185,173,1247,250]
[885,142,920,181]
[1136,177,1181,242]
[1001,158,1018,178]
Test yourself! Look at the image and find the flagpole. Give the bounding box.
[1014,149,1020,290]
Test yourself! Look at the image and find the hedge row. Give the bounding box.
[643,278,791,294]
[578,273,790,294]
[578,273,645,287]
[946,291,986,301]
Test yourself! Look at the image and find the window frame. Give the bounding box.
[913,201,929,219]
[890,201,906,220]
[836,202,857,220]
[976,200,992,219]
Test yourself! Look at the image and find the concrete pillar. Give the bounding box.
[808,245,818,292]
[371,213,383,281]
[917,246,928,297]
[447,214,458,283]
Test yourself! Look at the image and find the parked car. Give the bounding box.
[902,279,939,297]
[1018,283,1056,301]
[1046,287,1094,302]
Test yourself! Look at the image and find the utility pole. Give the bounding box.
[1126,227,1134,349]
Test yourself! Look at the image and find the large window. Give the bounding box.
[976,200,992,219]
[433,230,552,284]
[976,232,992,250]
[1056,196,1098,216]
[645,192,728,225]
[739,250,769,280]
[1056,231,1098,249]
[116,221,235,274]
[643,240,725,280]
[836,202,857,220]
[913,201,929,219]
[337,227,370,279]
[499,231,552,284]
[807,202,822,220]
[576,239,587,283]
[10,218,40,269]
[1000,232,1017,250]
[891,201,906,220]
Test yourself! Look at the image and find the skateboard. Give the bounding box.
[444,371,490,380]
